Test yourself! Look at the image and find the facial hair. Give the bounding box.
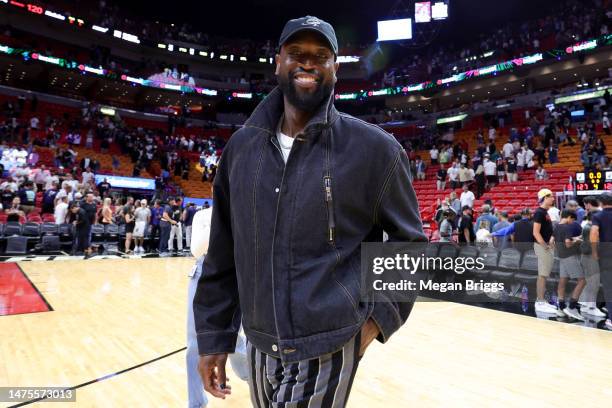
[278,70,334,112]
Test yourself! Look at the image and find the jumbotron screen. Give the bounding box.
[377,18,413,41]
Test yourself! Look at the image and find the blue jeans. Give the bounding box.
[187,258,249,408]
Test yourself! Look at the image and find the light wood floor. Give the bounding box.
[0,258,611,407]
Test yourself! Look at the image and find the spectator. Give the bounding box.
[578,210,606,318]
[448,162,460,190]
[533,189,557,314]
[449,191,462,217]
[70,202,91,256]
[6,197,24,222]
[133,199,151,254]
[458,206,476,244]
[476,220,493,247]
[97,177,111,197]
[82,167,95,186]
[414,156,426,180]
[150,199,163,240]
[159,198,176,256]
[590,192,612,330]
[168,197,184,254]
[182,202,197,250]
[535,165,548,180]
[565,200,585,224]
[436,164,447,191]
[99,197,114,225]
[80,192,98,253]
[123,202,135,254]
[553,210,586,320]
[460,184,475,209]
[492,211,511,249]
[603,112,610,136]
[475,204,498,233]
[483,157,497,187]
[429,146,439,165]
[54,196,69,225]
[438,210,455,243]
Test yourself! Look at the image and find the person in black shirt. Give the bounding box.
[458,206,475,244]
[70,202,91,255]
[512,208,534,252]
[533,188,557,313]
[97,178,111,198]
[1,187,14,210]
[590,192,612,329]
[436,164,447,191]
[553,210,586,320]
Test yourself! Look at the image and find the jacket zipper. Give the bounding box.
[324,175,335,243]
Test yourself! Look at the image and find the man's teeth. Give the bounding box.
[295,76,316,83]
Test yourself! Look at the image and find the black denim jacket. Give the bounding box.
[194,87,425,363]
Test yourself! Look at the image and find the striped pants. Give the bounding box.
[247,333,361,408]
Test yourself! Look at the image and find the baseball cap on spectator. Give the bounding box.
[278,16,338,55]
[537,188,553,202]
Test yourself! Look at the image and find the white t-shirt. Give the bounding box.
[502,143,514,158]
[548,207,560,223]
[30,117,39,129]
[484,160,497,176]
[82,171,94,185]
[277,126,295,163]
[54,202,68,224]
[460,191,475,208]
[447,166,459,181]
[429,148,439,160]
[190,208,212,258]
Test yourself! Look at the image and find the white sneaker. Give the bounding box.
[555,306,567,318]
[605,319,612,330]
[535,301,557,314]
[583,306,607,318]
[563,307,585,321]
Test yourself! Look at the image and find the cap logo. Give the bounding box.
[302,17,322,27]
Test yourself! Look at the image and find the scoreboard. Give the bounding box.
[571,171,612,195]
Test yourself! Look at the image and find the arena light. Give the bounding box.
[0,0,8,4]
[368,89,391,96]
[31,53,62,65]
[113,30,140,44]
[100,107,116,116]
[92,25,108,33]
[189,48,195,55]
[157,43,166,49]
[199,51,207,57]
[197,88,218,96]
[415,2,431,23]
[78,64,105,75]
[121,75,144,85]
[67,16,84,26]
[232,92,252,99]
[335,93,358,100]
[554,89,608,104]
[258,57,267,63]
[161,83,181,91]
[239,56,247,61]
[431,1,449,20]
[337,56,360,63]
[178,47,187,53]
[167,44,174,51]
[566,40,597,53]
[9,1,25,7]
[0,45,13,53]
[437,113,467,124]
[44,10,65,20]
[220,55,227,60]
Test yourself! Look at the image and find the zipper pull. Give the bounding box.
[324,176,335,243]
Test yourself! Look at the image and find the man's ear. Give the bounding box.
[333,61,340,84]
[274,54,280,75]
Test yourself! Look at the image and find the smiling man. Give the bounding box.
[194,15,425,407]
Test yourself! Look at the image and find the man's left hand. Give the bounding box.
[359,318,379,357]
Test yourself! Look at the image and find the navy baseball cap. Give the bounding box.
[278,16,338,55]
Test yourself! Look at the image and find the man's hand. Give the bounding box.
[198,354,232,399]
[359,318,380,358]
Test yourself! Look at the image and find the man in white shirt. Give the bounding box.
[429,147,439,165]
[81,167,95,186]
[54,196,69,224]
[483,157,497,186]
[188,207,248,408]
[447,162,460,189]
[460,184,476,208]
[502,140,514,159]
[29,116,39,129]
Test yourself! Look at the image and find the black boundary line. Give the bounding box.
[7,263,54,313]
[7,347,187,407]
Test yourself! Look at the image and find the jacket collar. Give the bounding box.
[243,86,339,139]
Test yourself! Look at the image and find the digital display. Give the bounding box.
[573,171,612,195]
[431,2,449,20]
[415,2,431,23]
[377,19,413,42]
[94,175,155,190]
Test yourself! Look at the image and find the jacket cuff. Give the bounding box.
[196,331,238,355]
[370,301,402,343]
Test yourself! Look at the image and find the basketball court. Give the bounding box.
[1,257,610,407]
